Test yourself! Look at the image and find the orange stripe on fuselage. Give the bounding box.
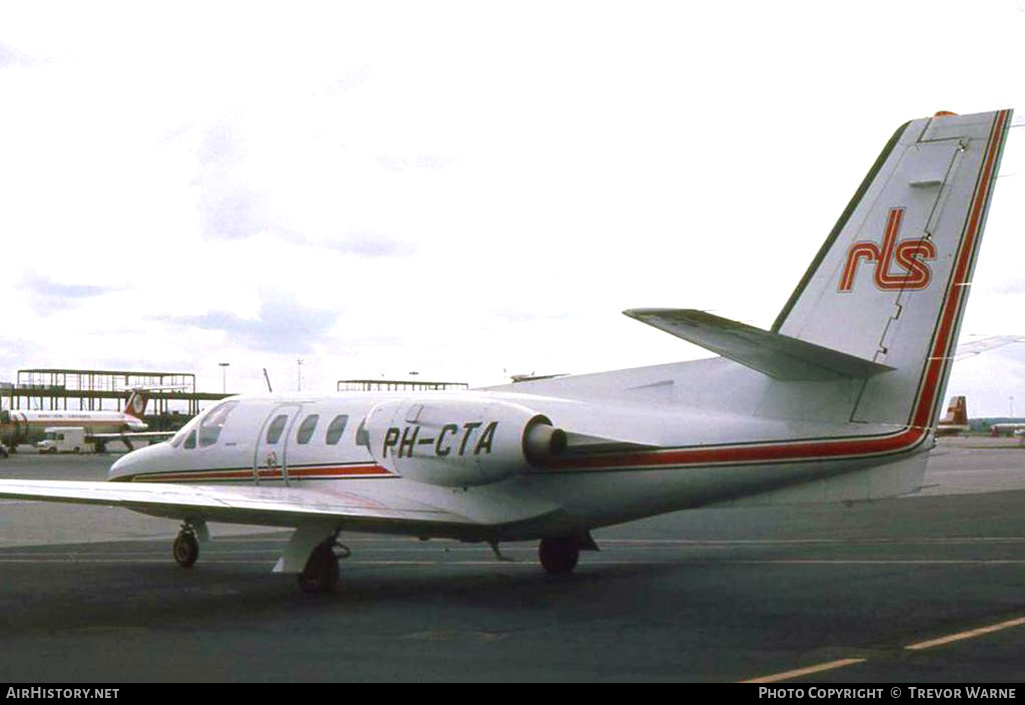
[130,464,394,483]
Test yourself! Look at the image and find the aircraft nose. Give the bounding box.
[108,444,165,481]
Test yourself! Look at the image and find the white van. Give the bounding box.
[36,427,93,454]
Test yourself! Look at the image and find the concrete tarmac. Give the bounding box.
[1,439,1024,682]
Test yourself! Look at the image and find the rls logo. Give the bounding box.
[839,208,935,292]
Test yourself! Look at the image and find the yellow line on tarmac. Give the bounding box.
[744,614,1025,683]
[741,659,866,684]
[905,616,1025,651]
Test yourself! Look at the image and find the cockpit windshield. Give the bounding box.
[169,416,200,448]
[198,400,239,447]
[169,400,240,449]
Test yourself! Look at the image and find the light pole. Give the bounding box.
[219,362,230,394]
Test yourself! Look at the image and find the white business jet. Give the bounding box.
[0,109,1013,592]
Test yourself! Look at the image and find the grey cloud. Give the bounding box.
[416,154,458,170]
[0,43,36,68]
[281,230,414,259]
[159,122,195,146]
[335,334,404,349]
[377,155,407,173]
[0,338,44,380]
[325,231,412,258]
[377,153,458,173]
[198,184,266,240]
[988,277,1025,296]
[198,121,244,169]
[191,124,436,248]
[21,272,118,316]
[158,292,338,355]
[493,308,577,324]
[23,273,111,299]
[195,121,271,240]
[324,65,373,94]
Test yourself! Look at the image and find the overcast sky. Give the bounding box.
[1,1,1024,416]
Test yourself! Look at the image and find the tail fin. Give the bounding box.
[124,389,149,420]
[773,110,1012,428]
[941,395,968,426]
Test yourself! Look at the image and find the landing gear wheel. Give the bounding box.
[539,536,580,575]
[297,541,341,593]
[173,531,199,568]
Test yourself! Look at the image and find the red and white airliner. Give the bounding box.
[0,109,1013,592]
[0,389,158,456]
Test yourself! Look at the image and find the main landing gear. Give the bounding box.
[538,536,580,575]
[173,525,200,568]
[297,535,351,594]
[538,533,598,575]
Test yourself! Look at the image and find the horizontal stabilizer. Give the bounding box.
[624,308,894,381]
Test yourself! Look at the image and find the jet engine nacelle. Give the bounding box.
[365,398,567,487]
[0,410,28,445]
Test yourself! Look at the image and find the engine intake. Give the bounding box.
[365,397,566,487]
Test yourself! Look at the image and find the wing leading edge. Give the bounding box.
[0,479,561,541]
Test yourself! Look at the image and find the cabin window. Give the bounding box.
[183,429,197,450]
[296,414,320,444]
[199,400,239,448]
[266,414,288,444]
[325,414,349,445]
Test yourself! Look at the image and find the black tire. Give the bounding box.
[297,543,339,593]
[539,536,580,575]
[173,532,199,568]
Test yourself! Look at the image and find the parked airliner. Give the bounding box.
[0,389,156,457]
[0,109,1013,592]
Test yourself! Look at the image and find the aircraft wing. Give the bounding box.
[87,431,176,442]
[0,479,558,540]
[953,335,1025,360]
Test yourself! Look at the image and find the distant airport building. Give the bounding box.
[337,379,469,392]
[1,368,232,431]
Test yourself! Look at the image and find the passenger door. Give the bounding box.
[253,404,304,486]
